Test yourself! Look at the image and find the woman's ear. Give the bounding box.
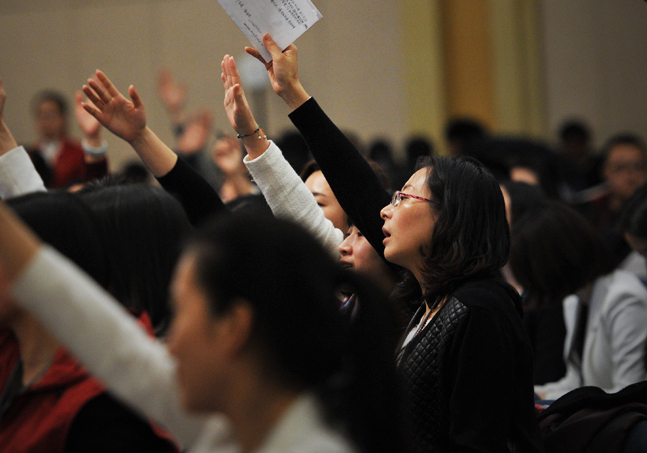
[215,298,254,360]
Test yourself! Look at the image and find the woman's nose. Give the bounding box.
[380,203,392,220]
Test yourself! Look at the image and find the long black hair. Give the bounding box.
[7,191,108,289]
[79,184,192,335]
[185,213,405,453]
[418,156,510,305]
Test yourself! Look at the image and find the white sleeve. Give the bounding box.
[244,141,344,259]
[603,287,647,393]
[11,246,209,448]
[0,146,46,199]
[534,363,580,401]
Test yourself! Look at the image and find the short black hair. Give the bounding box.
[186,213,405,452]
[602,133,647,164]
[31,89,68,117]
[558,120,590,142]
[509,202,612,307]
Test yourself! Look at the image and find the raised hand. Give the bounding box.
[82,70,146,144]
[74,91,101,138]
[221,55,257,136]
[157,69,187,118]
[213,137,246,176]
[176,109,214,155]
[245,34,310,111]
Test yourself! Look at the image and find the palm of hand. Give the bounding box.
[100,96,146,143]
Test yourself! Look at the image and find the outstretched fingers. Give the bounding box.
[96,70,121,99]
[81,101,102,121]
[82,83,105,110]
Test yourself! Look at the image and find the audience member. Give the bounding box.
[0,192,178,453]
[246,34,543,453]
[510,202,647,397]
[27,89,107,188]
[556,119,602,197]
[578,133,647,266]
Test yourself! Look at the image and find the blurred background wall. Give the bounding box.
[1,0,647,168]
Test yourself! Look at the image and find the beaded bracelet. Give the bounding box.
[236,127,260,139]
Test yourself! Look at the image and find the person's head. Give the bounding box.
[620,182,647,257]
[79,183,192,334]
[559,119,591,164]
[509,202,612,307]
[339,223,395,293]
[32,90,68,141]
[602,133,647,204]
[301,161,349,232]
[1,192,108,325]
[405,136,434,170]
[500,180,548,227]
[168,214,402,451]
[380,156,509,300]
[444,118,487,157]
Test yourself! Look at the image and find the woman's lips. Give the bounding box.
[382,227,391,244]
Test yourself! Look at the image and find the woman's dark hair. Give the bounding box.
[6,191,108,289]
[186,213,405,453]
[500,180,548,226]
[509,202,613,308]
[416,156,510,304]
[620,182,647,237]
[301,159,391,191]
[79,184,192,335]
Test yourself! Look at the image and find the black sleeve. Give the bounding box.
[65,393,178,453]
[288,98,395,268]
[157,156,228,226]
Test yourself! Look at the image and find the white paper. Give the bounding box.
[217,0,322,62]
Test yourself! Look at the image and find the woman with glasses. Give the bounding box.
[244,34,544,453]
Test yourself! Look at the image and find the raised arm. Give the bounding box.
[82,70,225,225]
[0,201,208,448]
[0,76,46,198]
[247,36,393,263]
[221,55,343,256]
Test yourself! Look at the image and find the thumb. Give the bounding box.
[263,34,283,58]
[128,85,144,109]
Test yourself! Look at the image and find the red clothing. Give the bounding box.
[34,138,108,188]
[0,313,177,453]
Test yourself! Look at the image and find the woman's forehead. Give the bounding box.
[402,168,430,192]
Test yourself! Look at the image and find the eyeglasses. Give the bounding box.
[390,191,436,207]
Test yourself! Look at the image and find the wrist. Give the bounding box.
[127,126,150,148]
[279,82,310,111]
[83,131,103,148]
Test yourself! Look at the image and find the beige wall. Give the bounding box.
[2,0,647,168]
[541,0,647,149]
[0,0,408,168]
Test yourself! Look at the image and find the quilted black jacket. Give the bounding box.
[399,278,544,453]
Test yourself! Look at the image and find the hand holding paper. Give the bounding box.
[246,35,310,112]
[217,0,321,62]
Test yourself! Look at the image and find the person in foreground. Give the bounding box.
[0,200,405,452]
[246,34,544,452]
